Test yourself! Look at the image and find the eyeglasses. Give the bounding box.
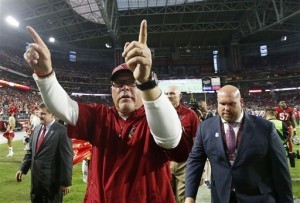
[111,80,137,88]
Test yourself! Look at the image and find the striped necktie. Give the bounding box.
[225,123,236,160]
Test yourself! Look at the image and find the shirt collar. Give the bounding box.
[43,119,55,130]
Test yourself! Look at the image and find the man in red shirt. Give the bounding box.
[23,20,190,203]
[274,100,296,162]
[165,85,199,203]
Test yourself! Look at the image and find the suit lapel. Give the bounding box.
[213,116,228,161]
[35,123,56,154]
[43,126,55,145]
[41,123,56,147]
[233,114,255,166]
[32,125,42,154]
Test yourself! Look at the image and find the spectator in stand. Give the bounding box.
[3,110,16,157]
[23,20,191,202]
[185,85,293,203]
[274,100,296,160]
[165,85,199,203]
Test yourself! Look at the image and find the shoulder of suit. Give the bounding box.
[49,121,66,130]
[201,114,218,125]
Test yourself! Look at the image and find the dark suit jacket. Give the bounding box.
[185,113,293,203]
[19,122,73,201]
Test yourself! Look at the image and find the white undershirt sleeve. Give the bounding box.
[143,93,182,149]
[33,73,79,126]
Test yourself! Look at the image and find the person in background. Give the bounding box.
[165,85,199,203]
[3,111,16,157]
[23,20,191,202]
[198,100,214,122]
[185,85,293,203]
[274,100,296,162]
[197,100,214,188]
[265,108,289,142]
[24,107,41,150]
[16,103,73,203]
[294,107,299,126]
[265,108,296,167]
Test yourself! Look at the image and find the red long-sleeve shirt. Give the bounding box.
[68,103,190,203]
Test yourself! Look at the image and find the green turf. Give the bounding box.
[0,140,86,203]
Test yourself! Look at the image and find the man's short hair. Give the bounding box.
[265,108,276,116]
[39,102,46,109]
[39,103,52,114]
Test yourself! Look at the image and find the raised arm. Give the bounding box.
[122,20,182,148]
[24,26,78,125]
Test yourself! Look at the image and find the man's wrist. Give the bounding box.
[35,70,54,78]
[136,72,158,91]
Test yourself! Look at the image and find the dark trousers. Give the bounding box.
[31,192,63,203]
[229,191,238,203]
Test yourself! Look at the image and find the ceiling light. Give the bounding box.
[49,37,55,43]
[5,16,19,28]
[105,42,112,48]
[281,36,287,41]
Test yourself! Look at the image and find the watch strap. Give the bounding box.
[136,72,158,91]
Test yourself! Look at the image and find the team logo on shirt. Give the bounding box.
[128,126,137,139]
[179,115,186,121]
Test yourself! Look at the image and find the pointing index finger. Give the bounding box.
[26,26,47,48]
[138,20,147,44]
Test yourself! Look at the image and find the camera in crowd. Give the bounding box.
[189,98,199,110]
[23,135,30,144]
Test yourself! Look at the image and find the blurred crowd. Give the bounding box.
[0,49,299,125]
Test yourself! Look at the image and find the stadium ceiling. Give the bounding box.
[1,0,300,50]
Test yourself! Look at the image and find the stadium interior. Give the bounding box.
[0,0,299,122]
[0,1,299,202]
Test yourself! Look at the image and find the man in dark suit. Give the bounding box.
[16,103,73,203]
[185,85,293,203]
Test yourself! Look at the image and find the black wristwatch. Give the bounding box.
[136,72,158,91]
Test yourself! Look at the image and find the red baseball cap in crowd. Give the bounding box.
[110,63,133,81]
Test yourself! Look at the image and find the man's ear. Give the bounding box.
[240,98,244,107]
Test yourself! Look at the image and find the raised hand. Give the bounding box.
[23,26,52,76]
[122,20,152,84]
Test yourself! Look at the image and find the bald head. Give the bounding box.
[165,85,182,108]
[217,85,241,99]
[217,85,243,122]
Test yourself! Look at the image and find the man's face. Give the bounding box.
[200,101,208,111]
[111,72,142,116]
[217,91,243,122]
[39,107,54,126]
[33,110,39,116]
[165,86,181,108]
[279,101,287,109]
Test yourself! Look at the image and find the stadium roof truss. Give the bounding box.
[1,0,300,50]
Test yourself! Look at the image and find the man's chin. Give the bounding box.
[222,115,234,122]
[119,103,135,113]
